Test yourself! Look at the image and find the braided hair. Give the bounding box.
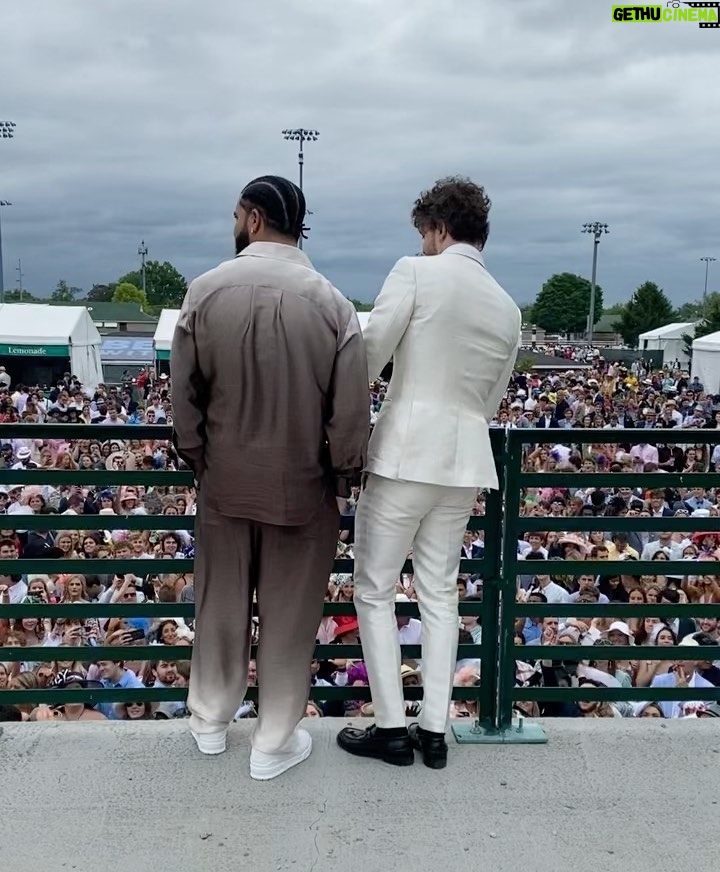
[239,175,307,241]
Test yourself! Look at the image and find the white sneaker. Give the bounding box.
[250,728,312,781]
[189,714,227,756]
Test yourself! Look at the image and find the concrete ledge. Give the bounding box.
[2,719,719,872]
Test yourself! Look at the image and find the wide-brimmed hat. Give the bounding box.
[333,616,359,638]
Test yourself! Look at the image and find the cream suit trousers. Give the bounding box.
[353,474,476,733]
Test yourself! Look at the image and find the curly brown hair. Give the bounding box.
[411,176,491,249]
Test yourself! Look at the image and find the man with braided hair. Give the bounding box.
[172,175,369,779]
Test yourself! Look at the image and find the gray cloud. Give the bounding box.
[1,0,719,306]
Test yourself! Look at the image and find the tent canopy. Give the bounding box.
[0,303,101,349]
[153,309,181,356]
[692,330,720,353]
[638,322,696,342]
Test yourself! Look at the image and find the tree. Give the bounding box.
[349,298,373,312]
[675,299,704,321]
[51,280,82,302]
[118,260,187,309]
[531,273,603,334]
[612,281,675,348]
[86,283,115,302]
[682,294,720,357]
[112,282,148,309]
[2,289,37,303]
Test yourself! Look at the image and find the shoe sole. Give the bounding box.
[336,736,414,767]
[191,730,227,756]
[250,737,312,781]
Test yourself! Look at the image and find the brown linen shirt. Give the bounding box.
[171,241,369,526]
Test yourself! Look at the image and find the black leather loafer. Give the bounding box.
[409,723,448,769]
[336,724,414,766]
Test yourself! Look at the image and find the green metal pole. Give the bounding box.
[477,433,505,732]
[497,431,548,743]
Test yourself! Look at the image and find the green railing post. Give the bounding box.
[453,428,506,743]
[486,431,548,744]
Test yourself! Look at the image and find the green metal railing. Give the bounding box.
[496,428,720,742]
[0,424,495,713]
[2,424,719,740]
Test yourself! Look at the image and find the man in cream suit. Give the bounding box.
[338,176,521,769]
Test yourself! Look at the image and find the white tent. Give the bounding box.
[691,331,720,394]
[0,304,103,389]
[153,309,181,363]
[356,311,371,331]
[638,322,696,366]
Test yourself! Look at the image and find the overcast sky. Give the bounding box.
[1,0,719,306]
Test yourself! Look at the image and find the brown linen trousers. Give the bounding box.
[171,241,369,749]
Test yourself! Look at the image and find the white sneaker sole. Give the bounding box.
[250,728,312,781]
[191,729,227,756]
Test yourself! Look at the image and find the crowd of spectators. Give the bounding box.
[1,355,719,724]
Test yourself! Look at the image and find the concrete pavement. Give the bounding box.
[1,719,718,872]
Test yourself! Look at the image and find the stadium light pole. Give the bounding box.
[138,240,148,297]
[0,122,16,305]
[581,222,609,344]
[700,256,716,318]
[0,201,10,304]
[282,128,319,250]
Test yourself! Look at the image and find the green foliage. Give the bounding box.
[112,282,148,310]
[675,299,704,321]
[612,281,676,348]
[51,280,82,303]
[515,356,535,374]
[349,298,373,312]
[86,283,115,302]
[1,289,36,303]
[532,273,603,334]
[683,294,720,357]
[118,261,187,309]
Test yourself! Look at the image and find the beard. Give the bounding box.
[235,228,251,255]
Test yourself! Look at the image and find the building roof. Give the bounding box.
[593,313,620,334]
[49,301,157,324]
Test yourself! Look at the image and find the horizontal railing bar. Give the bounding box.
[515,645,720,661]
[0,603,196,618]
[519,517,720,532]
[0,559,194,574]
[508,428,720,445]
[0,471,194,485]
[512,559,712,575]
[0,601,484,619]
[0,515,196,531]
[0,424,175,438]
[0,645,195,662]
[519,473,720,488]
[0,685,483,706]
[516,603,720,618]
[0,643,484,663]
[514,686,720,702]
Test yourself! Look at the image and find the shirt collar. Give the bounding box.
[235,241,313,269]
[442,242,486,266]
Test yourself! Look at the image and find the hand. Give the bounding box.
[675,665,689,688]
[31,705,57,722]
[0,584,8,599]
[542,626,557,645]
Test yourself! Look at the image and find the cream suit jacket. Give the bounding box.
[364,243,521,489]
